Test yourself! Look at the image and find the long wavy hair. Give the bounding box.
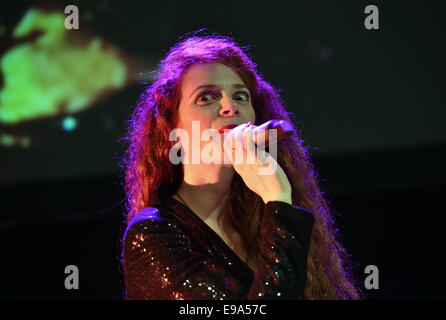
[120,31,364,300]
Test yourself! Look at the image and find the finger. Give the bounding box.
[256,149,269,166]
[233,125,246,150]
[232,126,246,164]
[221,128,239,164]
[229,122,251,137]
[228,123,249,150]
[223,122,249,145]
[223,122,250,165]
[240,123,251,149]
[242,124,257,165]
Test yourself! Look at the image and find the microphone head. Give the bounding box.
[252,120,293,147]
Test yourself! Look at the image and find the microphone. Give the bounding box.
[218,120,294,147]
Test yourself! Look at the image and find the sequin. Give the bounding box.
[122,193,315,300]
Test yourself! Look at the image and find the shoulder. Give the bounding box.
[123,206,182,245]
[122,206,194,270]
[127,207,164,229]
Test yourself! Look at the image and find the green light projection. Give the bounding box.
[0,8,127,125]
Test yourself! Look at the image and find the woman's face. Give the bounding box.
[176,63,256,162]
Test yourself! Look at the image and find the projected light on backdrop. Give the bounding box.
[0,6,156,184]
[0,9,126,125]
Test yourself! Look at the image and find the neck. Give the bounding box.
[175,163,235,226]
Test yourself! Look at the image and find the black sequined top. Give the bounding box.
[122,193,315,300]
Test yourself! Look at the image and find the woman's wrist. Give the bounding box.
[262,193,293,206]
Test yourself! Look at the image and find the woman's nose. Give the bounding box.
[219,96,239,117]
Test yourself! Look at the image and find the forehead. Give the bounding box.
[180,63,245,92]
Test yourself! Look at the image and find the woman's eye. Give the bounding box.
[196,90,250,105]
[234,91,250,101]
[196,92,215,104]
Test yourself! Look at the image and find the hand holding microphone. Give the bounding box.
[221,120,294,204]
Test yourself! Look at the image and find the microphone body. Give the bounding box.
[251,120,294,147]
[219,120,294,147]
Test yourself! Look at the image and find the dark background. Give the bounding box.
[0,0,445,299]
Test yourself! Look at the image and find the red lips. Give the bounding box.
[218,124,239,134]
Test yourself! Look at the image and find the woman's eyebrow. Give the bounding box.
[189,83,248,98]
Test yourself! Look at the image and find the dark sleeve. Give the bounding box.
[123,203,314,300]
[246,201,315,300]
